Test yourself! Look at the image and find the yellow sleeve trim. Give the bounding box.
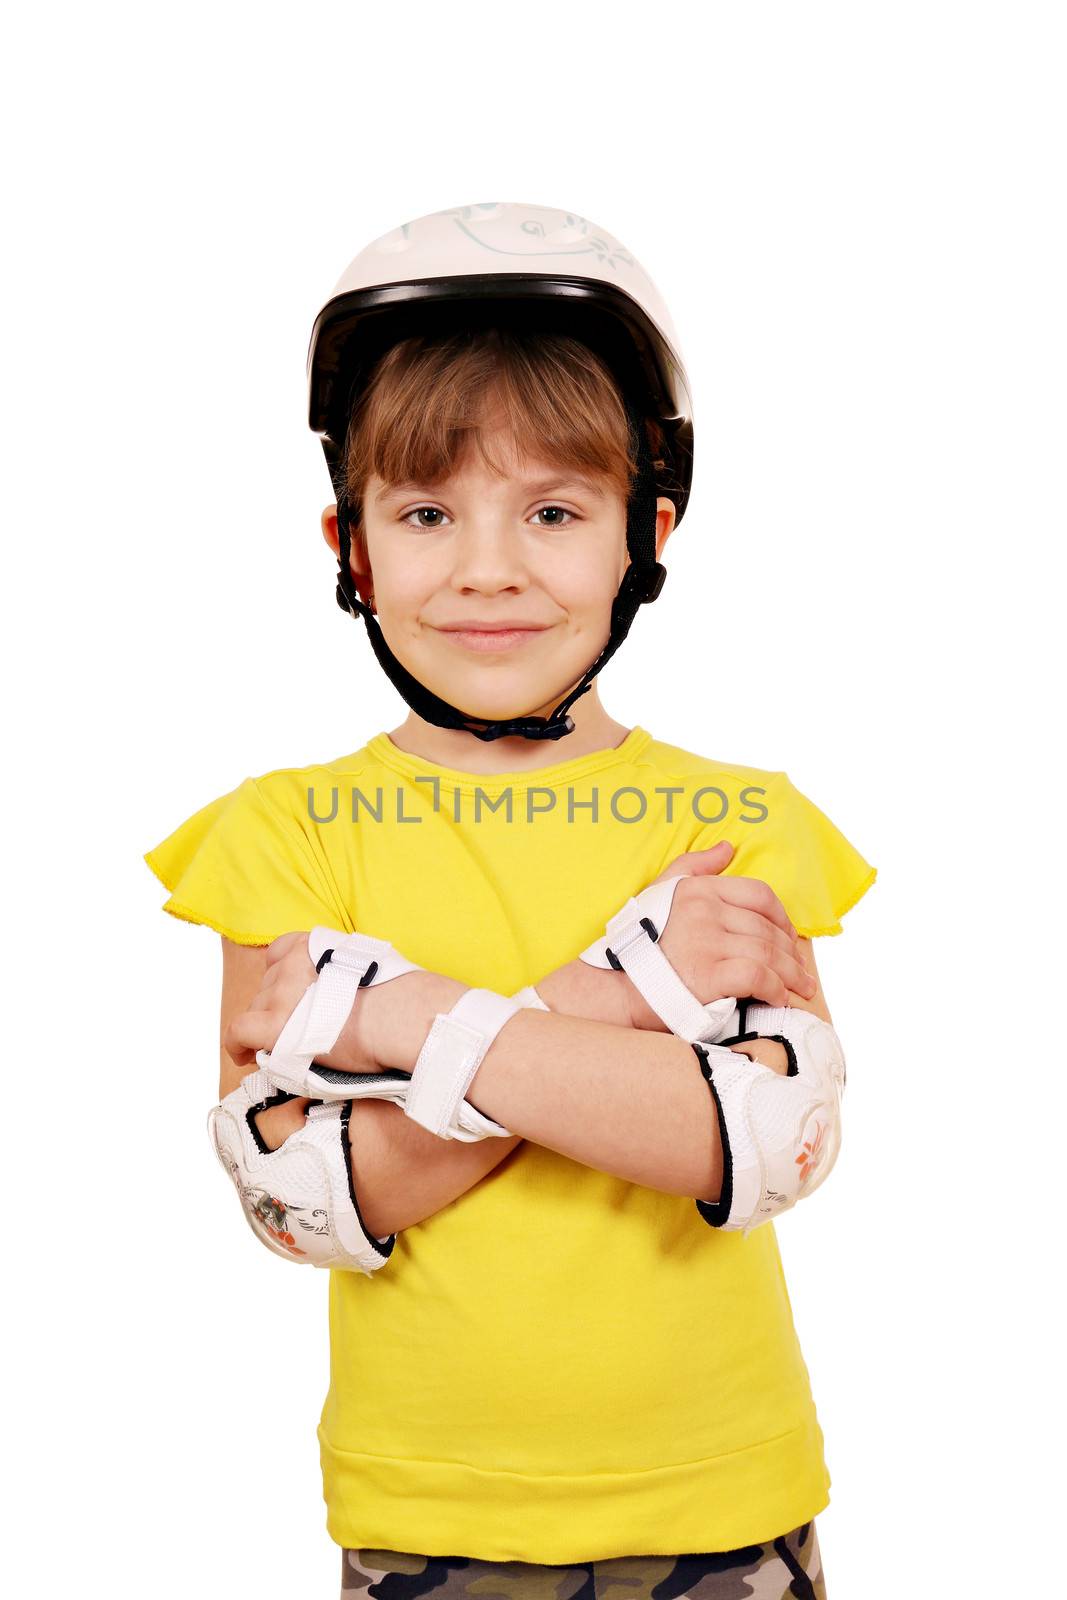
[795,862,879,939]
[142,847,276,947]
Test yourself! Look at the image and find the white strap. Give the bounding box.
[258,926,422,1096]
[582,876,739,1043]
[405,988,520,1139]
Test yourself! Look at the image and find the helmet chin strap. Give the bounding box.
[331,403,667,743]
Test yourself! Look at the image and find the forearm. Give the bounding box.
[328,967,627,1237]
[331,971,612,1236]
[347,973,773,1232]
[345,1098,521,1237]
[337,972,622,1237]
[383,987,722,1202]
[535,957,635,1027]
[470,1009,720,1198]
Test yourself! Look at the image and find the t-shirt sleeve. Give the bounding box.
[723,770,877,939]
[143,775,345,945]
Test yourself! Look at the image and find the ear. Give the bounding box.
[321,504,375,612]
[320,503,341,559]
[655,496,677,560]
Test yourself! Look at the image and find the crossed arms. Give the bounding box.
[219,846,833,1239]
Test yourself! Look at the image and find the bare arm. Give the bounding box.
[365,937,832,1225]
[363,953,824,1206]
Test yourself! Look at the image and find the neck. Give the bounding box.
[384,685,632,775]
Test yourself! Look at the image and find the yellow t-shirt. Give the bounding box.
[144,725,876,1561]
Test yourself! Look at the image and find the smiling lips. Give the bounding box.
[436,622,551,653]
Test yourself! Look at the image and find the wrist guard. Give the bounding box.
[257,928,541,1141]
[580,874,740,1042]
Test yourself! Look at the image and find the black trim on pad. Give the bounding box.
[691,1041,733,1228]
[339,1101,397,1260]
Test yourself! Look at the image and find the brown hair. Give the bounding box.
[342,328,664,556]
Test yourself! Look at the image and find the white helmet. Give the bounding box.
[306,201,694,743]
[308,200,694,524]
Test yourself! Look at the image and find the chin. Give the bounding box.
[442,685,554,721]
[403,651,570,719]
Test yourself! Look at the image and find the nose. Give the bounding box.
[448,512,529,595]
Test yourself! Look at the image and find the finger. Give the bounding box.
[679,841,735,873]
[720,903,800,958]
[719,908,818,995]
[264,931,306,967]
[223,1011,278,1061]
[244,986,279,1013]
[223,1036,258,1069]
[704,957,791,1009]
[261,963,316,1002]
[707,936,812,998]
[653,840,735,883]
[707,874,798,940]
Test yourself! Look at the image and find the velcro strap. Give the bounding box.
[608,910,737,1043]
[581,876,739,1043]
[405,988,520,1139]
[259,926,423,1096]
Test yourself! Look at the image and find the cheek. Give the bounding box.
[549,549,625,614]
[364,537,432,611]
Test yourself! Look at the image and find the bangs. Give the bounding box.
[343,329,643,532]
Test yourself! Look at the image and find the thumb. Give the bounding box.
[685,840,735,873]
[654,839,735,885]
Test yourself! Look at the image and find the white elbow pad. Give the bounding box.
[207,1071,395,1274]
[691,1001,846,1235]
[257,928,538,1142]
[580,874,740,1043]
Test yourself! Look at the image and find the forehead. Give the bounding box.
[370,426,611,500]
[372,470,606,501]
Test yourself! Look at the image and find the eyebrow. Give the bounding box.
[375,474,605,501]
[525,475,605,498]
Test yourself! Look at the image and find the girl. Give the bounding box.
[145,201,875,1599]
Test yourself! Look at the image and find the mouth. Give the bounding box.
[434,624,552,654]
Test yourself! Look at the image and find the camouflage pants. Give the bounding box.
[341,1520,825,1600]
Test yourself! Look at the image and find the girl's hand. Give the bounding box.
[222,932,319,1150]
[223,931,465,1077]
[622,841,818,1031]
[318,968,466,1075]
[222,931,319,1067]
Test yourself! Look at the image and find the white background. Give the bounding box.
[6,3,1064,1595]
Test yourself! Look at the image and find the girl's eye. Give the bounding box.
[401,507,450,529]
[532,505,576,527]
